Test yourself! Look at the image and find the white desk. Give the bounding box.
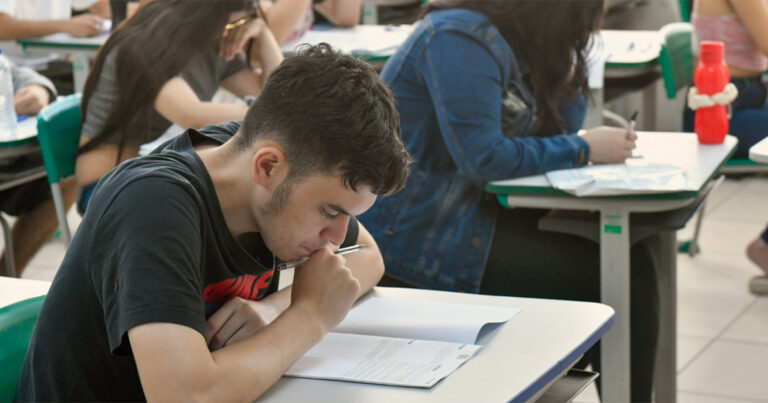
[486,132,737,403]
[749,136,768,164]
[0,277,50,308]
[281,24,413,61]
[0,278,614,402]
[17,33,109,93]
[259,287,614,402]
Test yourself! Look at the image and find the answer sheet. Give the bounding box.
[284,333,481,388]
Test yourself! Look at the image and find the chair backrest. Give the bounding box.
[36,93,82,185]
[659,22,694,99]
[679,0,692,22]
[0,296,45,400]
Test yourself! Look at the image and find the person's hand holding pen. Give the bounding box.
[578,120,638,164]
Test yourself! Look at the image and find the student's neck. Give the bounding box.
[196,145,260,238]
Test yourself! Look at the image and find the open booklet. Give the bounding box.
[284,296,521,388]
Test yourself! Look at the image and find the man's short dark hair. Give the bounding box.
[233,43,412,197]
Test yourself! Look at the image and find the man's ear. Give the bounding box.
[252,145,287,191]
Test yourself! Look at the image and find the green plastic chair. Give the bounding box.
[659,22,694,100]
[0,295,45,400]
[678,0,692,22]
[36,93,82,246]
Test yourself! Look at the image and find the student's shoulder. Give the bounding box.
[198,120,242,142]
[425,8,493,34]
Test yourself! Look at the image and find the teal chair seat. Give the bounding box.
[0,296,45,400]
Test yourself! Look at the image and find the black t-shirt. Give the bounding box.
[15,121,359,402]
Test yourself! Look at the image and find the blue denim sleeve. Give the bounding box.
[419,30,589,184]
[559,93,587,134]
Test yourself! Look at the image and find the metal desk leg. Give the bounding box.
[600,208,632,402]
[72,54,89,93]
[654,230,677,402]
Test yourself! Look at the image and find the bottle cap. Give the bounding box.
[700,41,724,64]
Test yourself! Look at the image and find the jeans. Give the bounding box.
[684,76,768,159]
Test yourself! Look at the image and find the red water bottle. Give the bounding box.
[693,41,729,144]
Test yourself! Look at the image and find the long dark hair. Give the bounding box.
[424,0,604,136]
[80,0,254,158]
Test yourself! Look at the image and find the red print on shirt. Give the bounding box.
[202,270,275,315]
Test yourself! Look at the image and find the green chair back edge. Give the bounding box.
[36,93,82,185]
[0,295,46,401]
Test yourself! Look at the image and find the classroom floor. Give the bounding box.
[5,175,768,402]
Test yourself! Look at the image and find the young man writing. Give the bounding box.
[15,43,412,401]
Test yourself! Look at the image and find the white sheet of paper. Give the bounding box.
[545,161,689,196]
[334,296,520,344]
[284,333,481,388]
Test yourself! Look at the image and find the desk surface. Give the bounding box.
[17,32,109,50]
[0,278,613,402]
[0,117,37,148]
[281,24,413,60]
[486,132,737,200]
[602,29,662,68]
[260,287,613,402]
[749,136,768,164]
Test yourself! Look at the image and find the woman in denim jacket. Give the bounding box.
[359,0,659,400]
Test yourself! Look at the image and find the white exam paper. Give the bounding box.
[545,161,689,196]
[284,333,481,388]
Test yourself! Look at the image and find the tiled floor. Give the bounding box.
[3,176,768,402]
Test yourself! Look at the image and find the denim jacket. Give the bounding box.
[359,9,590,292]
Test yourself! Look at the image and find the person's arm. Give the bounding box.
[88,0,111,19]
[260,0,312,44]
[729,0,768,57]
[130,246,360,401]
[419,30,632,183]
[0,12,104,39]
[219,18,284,96]
[206,220,384,350]
[11,64,56,115]
[154,77,248,129]
[314,0,361,27]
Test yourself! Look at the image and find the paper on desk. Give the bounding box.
[283,297,517,388]
[284,333,481,388]
[545,162,689,196]
[281,25,413,57]
[334,297,520,344]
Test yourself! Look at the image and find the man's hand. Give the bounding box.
[205,296,282,350]
[62,13,104,37]
[580,126,637,163]
[290,247,360,332]
[14,85,50,115]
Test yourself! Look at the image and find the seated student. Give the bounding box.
[0,60,75,278]
[15,43,412,401]
[684,0,768,158]
[358,0,660,401]
[261,0,362,44]
[76,0,284,213]
[0,0,108,93]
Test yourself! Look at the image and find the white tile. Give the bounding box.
[678,391,766,403]
[678,335,710,371]
[678,340,768,400]
[677,218,767,258]
[722,299,768,344]
[677,253,757,338]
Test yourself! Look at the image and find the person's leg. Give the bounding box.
[0,179,78,277]
[746,225,768,275]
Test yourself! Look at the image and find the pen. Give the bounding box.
[275,244,367,271]
[628,110,642,158]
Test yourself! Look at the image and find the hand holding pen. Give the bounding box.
[276,244,366,271]
[579,123,638,163]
